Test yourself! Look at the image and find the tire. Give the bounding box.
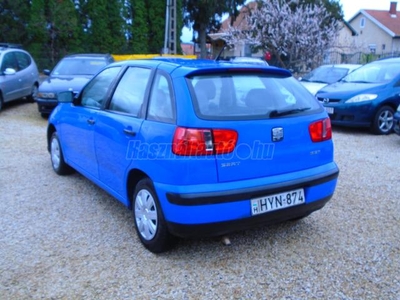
[133,178,175,253]
[50,132,73,175]
[371,105,394,135]
[27,84,38,103]
[0,94,3,112]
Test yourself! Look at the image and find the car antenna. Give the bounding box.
[214,43,227,62]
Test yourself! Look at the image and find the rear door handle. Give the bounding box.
[123,128,136,136]
[87,119,95,125]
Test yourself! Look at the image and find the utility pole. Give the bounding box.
[163,0,177,54]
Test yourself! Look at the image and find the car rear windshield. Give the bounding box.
[188,73,320,120]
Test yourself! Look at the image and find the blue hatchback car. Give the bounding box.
[47,59,339,253]
[316,58,400,134]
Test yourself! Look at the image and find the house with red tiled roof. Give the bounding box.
[348,1,400,54]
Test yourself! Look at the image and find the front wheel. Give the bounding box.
[371,106,394,135]
[50,132,73,175]
[133,178,175,253]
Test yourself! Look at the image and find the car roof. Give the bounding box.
[0,47,31,56]
[63,53,113,59]
[373,57,400,63]
[109,58,291,78]
[317,64,362,69]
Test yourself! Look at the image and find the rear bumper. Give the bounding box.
[167,195,332,238]
[155,164,339,238]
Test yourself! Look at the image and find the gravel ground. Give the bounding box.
[0,101,399,299]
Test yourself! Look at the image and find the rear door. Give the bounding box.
[14,51,37,97]
[189,72,332,183]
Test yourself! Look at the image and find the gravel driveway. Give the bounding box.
[1,101,399,299]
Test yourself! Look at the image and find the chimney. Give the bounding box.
[389,2,397,15]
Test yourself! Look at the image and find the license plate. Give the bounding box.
[251,188,305,216]
[325,107,334,114]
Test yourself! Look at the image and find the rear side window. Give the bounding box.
[147,72,175,123]
[15,52,31,70]
[188,73,320,120]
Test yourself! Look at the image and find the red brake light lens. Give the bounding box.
[309,118,332,142]
[213,129,238,154]
[172,127,238,156]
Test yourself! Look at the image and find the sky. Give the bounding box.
[181,0,393,43]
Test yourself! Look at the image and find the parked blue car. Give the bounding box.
[47,59,339,253]
[36,53,114,117]
[316,57,400,134]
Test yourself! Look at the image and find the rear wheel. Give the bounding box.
[50,132,73,175]
[0,94,3,112]
[371,106,394,135]
[133,178,175,253]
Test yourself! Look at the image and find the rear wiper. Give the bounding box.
[310,80,328,84]
[269,107,311,118]
[342,80,371,83]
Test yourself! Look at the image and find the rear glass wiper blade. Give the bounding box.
[343,80,371,83]
[310,80,328,84]
[269,107,311,118]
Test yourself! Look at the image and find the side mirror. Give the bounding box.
[4,68,16,75]
[43,69,51,76]
[57,91,74,103]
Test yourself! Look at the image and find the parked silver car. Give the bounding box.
[0,43,40,111]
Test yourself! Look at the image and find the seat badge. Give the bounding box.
[272,127,284,142]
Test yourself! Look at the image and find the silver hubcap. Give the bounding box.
[135,189,158,240]
[378,110,394,133]
[50,137,61,170]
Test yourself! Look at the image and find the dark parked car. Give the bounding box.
[48,58,339,253]
[0,43,39,111]
[36,53,114,117]
[316,57,400,134]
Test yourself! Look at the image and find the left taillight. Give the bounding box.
[309,118,332,142]
[172,127,238,156]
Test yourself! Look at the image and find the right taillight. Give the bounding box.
[309,118,332,142]
[172,127,238,156]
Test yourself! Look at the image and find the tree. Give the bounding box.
[129,0,150,53]
[223,0,340,71]
[183,0,245,58]
[27,0,82,68]
[85,0,125,53]
[0,0,31,44]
